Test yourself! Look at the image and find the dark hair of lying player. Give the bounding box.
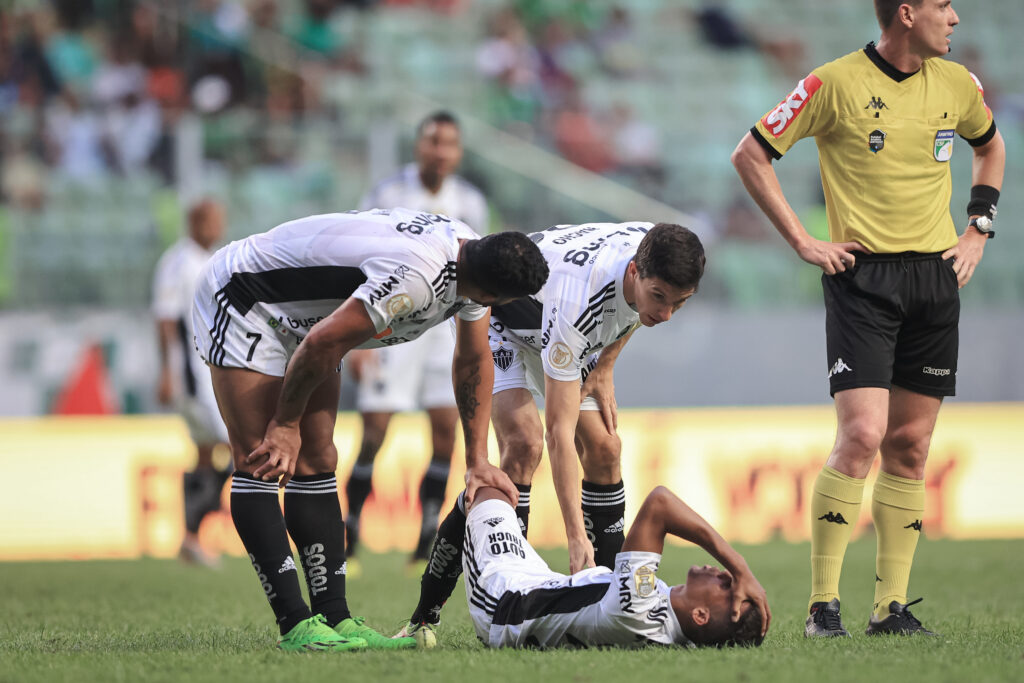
[459,231,550,304]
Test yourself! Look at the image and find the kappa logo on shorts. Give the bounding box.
[482,517,504,528]
[492,347,514,372]
[828,357,852,378]
[922,366,951,377]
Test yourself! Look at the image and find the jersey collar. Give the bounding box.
[863,41,918,83]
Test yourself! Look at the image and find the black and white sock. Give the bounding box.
[411,491,467,625]
[413,460,451,560]
[582,480,626,570]
[344,463,374,556]
[284,474,351,627]
[514,483,532,537]
[230,473,310,635]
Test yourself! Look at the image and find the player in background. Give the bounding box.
[461,484,769,649]
[345,111,490,575]
[397,222,706,644]
[152,199,232,567]
[191,208,547,652]
[731,0,1004,637]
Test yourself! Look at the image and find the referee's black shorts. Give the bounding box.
[822,251,959,398]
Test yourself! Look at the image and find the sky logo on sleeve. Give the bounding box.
[762,74,823,137]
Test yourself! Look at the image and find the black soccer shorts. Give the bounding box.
[822,251,959,398]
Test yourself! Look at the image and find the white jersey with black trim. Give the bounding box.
[152,236,216,394]
[484,551,689,649]
[360,163,489,232]
[489,222,648,382]
[202,208,488,349]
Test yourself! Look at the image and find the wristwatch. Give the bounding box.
[968,215,995,239]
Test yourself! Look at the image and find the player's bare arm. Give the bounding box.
[580,329,634,433]
[545,374,596,573]
[942,129,1006,288]
[455,314,517,507]
[731,132,867,274]
[250,298,378,484]
[623,486,771,637]
[155,319,177,405]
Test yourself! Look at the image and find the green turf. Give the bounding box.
[1,537,1022,683]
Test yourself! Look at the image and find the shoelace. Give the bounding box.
[896,598,925,628]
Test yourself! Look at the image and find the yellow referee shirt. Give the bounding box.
[752,42,995,254]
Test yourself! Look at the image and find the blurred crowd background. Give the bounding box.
[0,0,1021,414]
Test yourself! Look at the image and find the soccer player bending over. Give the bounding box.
[462,485,770,649]
[191,208,548,652]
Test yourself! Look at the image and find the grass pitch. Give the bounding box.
[1,536,1022,683]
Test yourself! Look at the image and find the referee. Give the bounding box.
[731,0,1004,638]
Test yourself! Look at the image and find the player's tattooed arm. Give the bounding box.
[250,298,377,485]
[453,315,517,507]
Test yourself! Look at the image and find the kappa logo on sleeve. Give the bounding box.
[762,74,823,137]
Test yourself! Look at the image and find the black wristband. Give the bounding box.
[967,184,1000,220]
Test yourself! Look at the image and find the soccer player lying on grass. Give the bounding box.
[459,485,771,649]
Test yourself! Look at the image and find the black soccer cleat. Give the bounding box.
[805,598,852,638]
[865,598,939,636]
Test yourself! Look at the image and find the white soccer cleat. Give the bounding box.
[393,621,437,649]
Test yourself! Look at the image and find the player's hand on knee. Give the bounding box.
[249,421,302,487]
[581,372,618,433]
[464,462,518,508]
[567,535,596,574]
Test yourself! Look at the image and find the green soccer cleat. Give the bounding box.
[336,616,418,650]
[394,620,438,649]
[277,614,368,652]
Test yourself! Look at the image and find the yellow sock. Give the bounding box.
[809,466,865,611]
[872,471,925,618]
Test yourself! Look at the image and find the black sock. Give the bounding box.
[184,468,220,534]
[515,483,531,537]
[413,460,451,560]
[230,473,310,635]
[284,473,351,627]
[411,492,466,625]
[344,463,373,556]
[582,480,626,570]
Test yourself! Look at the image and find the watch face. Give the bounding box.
[974,217,993,232]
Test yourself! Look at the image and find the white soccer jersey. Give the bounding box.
[465,499,691,649]
[152,236,228,443]
[196,208,488,367]
[489,222,648,382]
[154,236,213,382]
[361,163,489,232]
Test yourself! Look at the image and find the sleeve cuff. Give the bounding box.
[964,121,997,148]
[750,126,783,160]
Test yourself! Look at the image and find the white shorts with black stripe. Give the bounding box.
[463,499,562,641]
[488,329,601,412]
[192,263,306,377]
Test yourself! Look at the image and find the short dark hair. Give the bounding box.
[417,110,460,137]
[634,223,705,292]
[874,0,924,29]
[723,604,765,648]
[462,231,549,298]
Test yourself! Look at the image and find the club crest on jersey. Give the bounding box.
[549,342,574,369]
[761,74,823,137]
[634,565,656,597]
[868,129,886,153]
[492,347,514,372]
[933,129,954,162]
[386,294,414,318]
